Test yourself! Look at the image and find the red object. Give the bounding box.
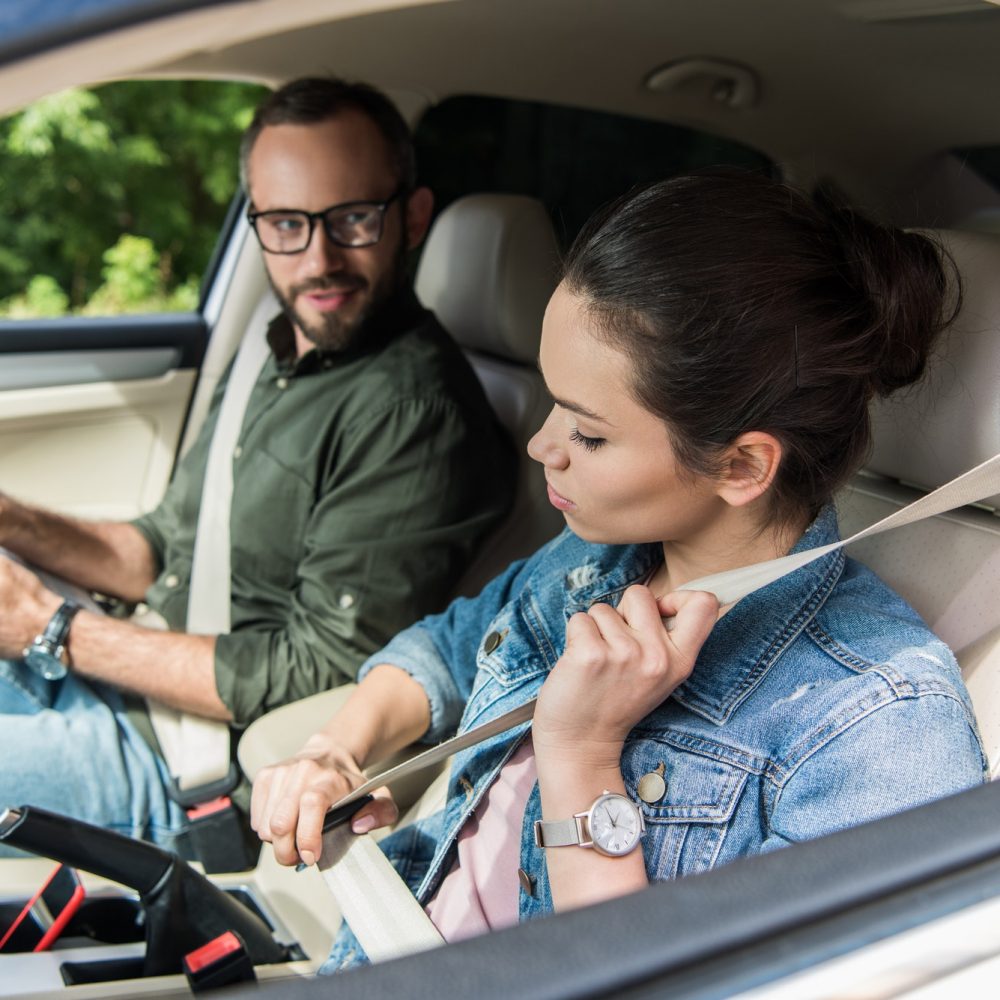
[0,864,85,952]
[185,795,232,821]
[184,930,242,975]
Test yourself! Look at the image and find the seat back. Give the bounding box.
[836,228,1000,772]
[415,193,565,594]
[239,195,564,791]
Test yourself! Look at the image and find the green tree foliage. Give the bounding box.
[0,79,267,317]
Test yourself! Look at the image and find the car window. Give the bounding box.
[414,94,772,246]
[0,79,267,320]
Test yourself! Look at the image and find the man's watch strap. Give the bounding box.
[28,599,82,662]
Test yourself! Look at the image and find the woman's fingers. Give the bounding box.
[614,584,672,635]
[350,786,399,834]
[658,589,720,657]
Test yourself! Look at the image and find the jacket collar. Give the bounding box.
[562,505,845,726]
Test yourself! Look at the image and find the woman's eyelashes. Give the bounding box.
[569,427,606,452]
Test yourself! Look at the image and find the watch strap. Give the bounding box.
[534,815,587,848]
[41,600,82,652]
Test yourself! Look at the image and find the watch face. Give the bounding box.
[589,794,644,857]
[23,649,68,682]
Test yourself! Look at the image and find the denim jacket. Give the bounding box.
[323,506,987,971]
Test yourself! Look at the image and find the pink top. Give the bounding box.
[424,736,537,942]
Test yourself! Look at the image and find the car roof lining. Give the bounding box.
[4,0,1000,201]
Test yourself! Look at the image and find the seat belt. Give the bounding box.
[315,450,1000,963]
[147,292,276,798]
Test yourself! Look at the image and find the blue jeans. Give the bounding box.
[0,658,187,857]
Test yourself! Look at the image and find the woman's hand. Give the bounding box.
[250,733,399,867]
[533,585,719,771]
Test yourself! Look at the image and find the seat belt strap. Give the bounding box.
[317,450,1000,961]
[318,828,445,962]
[148,293,276,793]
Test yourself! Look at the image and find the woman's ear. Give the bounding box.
[716,432,783,508]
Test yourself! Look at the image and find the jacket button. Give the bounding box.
[164,574,180,589]
[638,763,667,803]
[518,868,535,895]
[484,631,503,654]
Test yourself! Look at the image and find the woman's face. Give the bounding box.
[528,283,726,547]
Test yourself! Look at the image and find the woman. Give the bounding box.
[251,172,987,969]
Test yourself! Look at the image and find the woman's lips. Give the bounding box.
[546,481,576,511]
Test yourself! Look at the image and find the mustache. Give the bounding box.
[292,275,368,296]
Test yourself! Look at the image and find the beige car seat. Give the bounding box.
[837,228,1000,773]
[238,193,563,785]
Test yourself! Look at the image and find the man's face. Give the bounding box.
[246,111,409,356]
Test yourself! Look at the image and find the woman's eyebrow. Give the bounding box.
[536,358,614,426]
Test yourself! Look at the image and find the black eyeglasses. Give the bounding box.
[247,187,404,254]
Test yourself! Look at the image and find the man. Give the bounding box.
[0,77,516,854]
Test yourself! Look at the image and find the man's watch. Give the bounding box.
[534,790,646,857]
[21,600,82,681]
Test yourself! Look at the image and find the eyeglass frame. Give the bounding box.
[246,186,406,254]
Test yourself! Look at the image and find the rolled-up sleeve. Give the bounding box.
[356,555,534,741]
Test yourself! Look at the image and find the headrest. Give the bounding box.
[415,193,561,363]
[868,228,1000,508]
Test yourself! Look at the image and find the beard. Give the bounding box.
[270,239,408,353]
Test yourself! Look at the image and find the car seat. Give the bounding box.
[837,228,1000,774]
[237,193,563,782]
[415,192,566,594]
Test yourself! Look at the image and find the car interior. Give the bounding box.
[3,1,1000,997]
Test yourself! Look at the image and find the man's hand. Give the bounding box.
[0,553,60,658]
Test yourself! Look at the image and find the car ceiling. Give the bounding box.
[4,0,1000,212]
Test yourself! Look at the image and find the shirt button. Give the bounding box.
[233,445,243,459]
[483,631,503,654]
[518,868,535,896]
[164,574,180,588]
[276,377,289,390]
[338,593,355,610]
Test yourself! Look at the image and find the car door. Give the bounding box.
[0,78,266,523]
[0,312,204,521]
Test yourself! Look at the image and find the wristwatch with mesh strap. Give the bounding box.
[534,790,646,857]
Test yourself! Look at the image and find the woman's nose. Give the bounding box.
[527,408,569,469]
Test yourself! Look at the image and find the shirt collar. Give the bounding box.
[265,288,428,375]
[562,505,845,726]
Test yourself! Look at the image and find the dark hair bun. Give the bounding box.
[816,193,960,398]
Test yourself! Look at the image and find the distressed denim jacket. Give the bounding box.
[323,506,987,971]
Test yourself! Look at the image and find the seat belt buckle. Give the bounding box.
[184,796,257,874]
[183,930,256,993]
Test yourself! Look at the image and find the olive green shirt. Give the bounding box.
[132,291,516,729]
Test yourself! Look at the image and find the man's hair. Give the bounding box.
[239,76,417,194]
